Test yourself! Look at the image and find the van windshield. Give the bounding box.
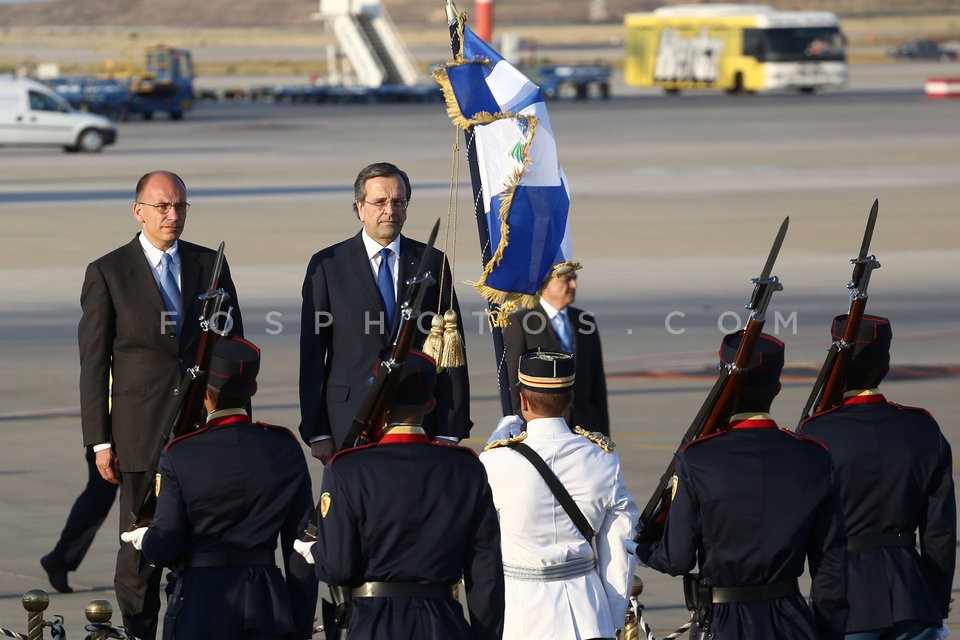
[29,89,71,113]
[744,27,846,62]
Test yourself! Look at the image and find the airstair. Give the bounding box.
[313,0,421,88]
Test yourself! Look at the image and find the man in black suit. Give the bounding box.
[299,161,471,464]
[502,269,610,434]
[78,170,243,640]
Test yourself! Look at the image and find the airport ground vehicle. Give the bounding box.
[0,76,117,152]
[48,46,195,120]
[535,63,612,99]
[888,40,958,62]
[624,4,848,94]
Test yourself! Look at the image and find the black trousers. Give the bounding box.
[116,470,163,640]
[48,446,118,570]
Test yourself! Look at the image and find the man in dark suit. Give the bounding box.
[798,315,955,640]
[123,338,317,640]
[79,170,243,640]
[299,161,471,464]
[502,269,610,434]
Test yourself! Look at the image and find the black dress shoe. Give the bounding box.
[40,555,73,593]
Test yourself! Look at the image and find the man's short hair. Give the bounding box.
[352,162,412,216]
[135,170,187,201]
[522,388,574,417]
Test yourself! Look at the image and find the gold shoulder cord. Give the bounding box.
[574,426,615,453]
[482,431,528,452]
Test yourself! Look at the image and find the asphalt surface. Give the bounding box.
[1,63,958,637]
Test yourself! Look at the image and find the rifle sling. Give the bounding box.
[510,442,594,542]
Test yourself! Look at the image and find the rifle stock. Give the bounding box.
[635,217,788,543]
[130,242,232,529]
[800,200,880,420]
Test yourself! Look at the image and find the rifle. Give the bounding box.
[800,200,881,421]
[634,217,789,543]
[129,241,233,529]
[303,219,442,538]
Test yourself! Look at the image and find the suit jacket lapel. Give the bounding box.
[125,235,166,315]
[349,232,387,313]
[538,302,562,351]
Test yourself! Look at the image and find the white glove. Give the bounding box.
[937,620,949,640]
[486,414,523,445]
[624,539,639,555]
[120,527,147,550]
[293,538,316,565]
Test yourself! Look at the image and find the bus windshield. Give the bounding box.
[745,27,846,62]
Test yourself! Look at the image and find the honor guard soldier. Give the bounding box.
[636,332,849,640]
[480,349,638,640]
[122,338,318,640]
[295,350,504,640]
[798,315,956,640]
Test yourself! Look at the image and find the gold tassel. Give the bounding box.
[422,313,445,365]
[439,309,466,369]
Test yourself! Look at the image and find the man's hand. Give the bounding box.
[310,439,336,465]
[95,448,121,484]
[485,414,524,446]
[293,539,316,565]
[120,527,147,550]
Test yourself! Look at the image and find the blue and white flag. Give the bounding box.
[434,13,577,319]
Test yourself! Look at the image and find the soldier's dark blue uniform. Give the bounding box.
[798,315,955,639]
[306,351,504,640]
[638,332,849,640]
[137,338,318,640]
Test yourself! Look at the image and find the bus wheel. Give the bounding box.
[726,72,744,94]
[799,87,816,94]
[664,87,681,95]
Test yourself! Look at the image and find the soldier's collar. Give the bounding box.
[206,407,248,422]
[842,388,881,399]
[729,412,772,422]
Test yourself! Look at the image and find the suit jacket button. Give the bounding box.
[173,388,180,396]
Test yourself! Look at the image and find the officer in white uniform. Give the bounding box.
[480,349,639,640]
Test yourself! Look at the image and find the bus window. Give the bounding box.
[761,27,846,62]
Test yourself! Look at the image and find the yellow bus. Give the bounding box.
[624,4,848,94]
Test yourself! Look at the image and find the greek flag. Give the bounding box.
[434,15,575,316]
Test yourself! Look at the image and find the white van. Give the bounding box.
[0,76,117,153]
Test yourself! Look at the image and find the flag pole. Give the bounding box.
[446,1,515,416]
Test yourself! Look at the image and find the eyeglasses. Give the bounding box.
[138,202,190,214]
[362,198,408,211]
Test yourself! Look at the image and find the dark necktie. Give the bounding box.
[376,247,395,327]
[159,252,181,335]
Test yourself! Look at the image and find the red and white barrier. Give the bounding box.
[924,77,960,99]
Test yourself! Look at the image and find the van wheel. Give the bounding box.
[143,112,154,121]
[77,128,105,153]
[169,111,183,121]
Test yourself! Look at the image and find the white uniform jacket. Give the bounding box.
[480,417,639,640]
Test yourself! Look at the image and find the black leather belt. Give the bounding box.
[711,578,799,604]
[847,532,916,550]
[351,582,454,599]
[183,550,276,568]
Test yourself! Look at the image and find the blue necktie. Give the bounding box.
[553,313,573,352]
[159,252,181,334]
[376,248,395,327]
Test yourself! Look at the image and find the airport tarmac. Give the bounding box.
[1,66,958,637]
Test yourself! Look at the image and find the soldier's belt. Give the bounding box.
[502,556,596,582]
[710,578,799,603]
[847,531,916,551]
[183,550,276,568]
[351,582,456,599]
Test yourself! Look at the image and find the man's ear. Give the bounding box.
[519,390,530,413]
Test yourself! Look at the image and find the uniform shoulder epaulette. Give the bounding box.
[782,429,830,453]
[888,401,936,420]
[328,442,377,466]
[574,426,615,453]
[681,430,727,453]
[483,431,527,452]
[255,420,299,441]
[165,428,207,452]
